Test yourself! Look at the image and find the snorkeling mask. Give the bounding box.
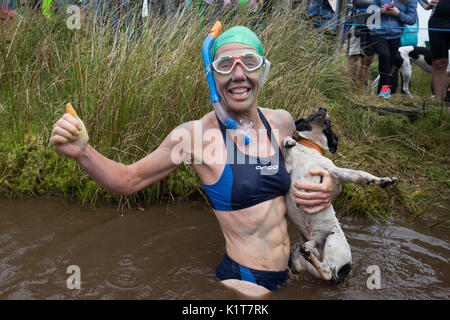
[202,22,270,145]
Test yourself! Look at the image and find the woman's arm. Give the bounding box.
[425,0,439,10]
[397,0,418,24]
[75,135,181,196]
[385,0,418,25]
[50,111,191,196]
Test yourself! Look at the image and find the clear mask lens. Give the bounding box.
[212,54,264,74]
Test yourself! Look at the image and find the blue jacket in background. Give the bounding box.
[370,0,418,39]
[306,0,354,32]
[306,0,335,21]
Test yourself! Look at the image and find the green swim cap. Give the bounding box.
[212,26,264,58]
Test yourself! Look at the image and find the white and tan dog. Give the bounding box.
[283,108,397,283]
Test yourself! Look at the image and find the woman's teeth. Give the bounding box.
[230,88,249,96]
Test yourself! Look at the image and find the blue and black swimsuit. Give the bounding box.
[202,108,291,291]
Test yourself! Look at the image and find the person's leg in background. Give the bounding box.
[347,54,359,82]
[387,38,401,94]
[357,54,374,89]
[356,27,375,89]
[369,35,392,94]
[429,25,449,101]
[346,26,361,81]
[432,57,449,100]
[391,68,399,94]
[428,11,450,101]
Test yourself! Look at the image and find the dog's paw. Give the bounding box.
[283,137,297,149]
[373,177,398,188]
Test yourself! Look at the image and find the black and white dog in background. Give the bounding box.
[371,46,450,97]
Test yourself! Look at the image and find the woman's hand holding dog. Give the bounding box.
[292,168,342,215]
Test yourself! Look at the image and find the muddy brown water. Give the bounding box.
[0,198,449,300]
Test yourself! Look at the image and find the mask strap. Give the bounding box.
[262,59,271,84]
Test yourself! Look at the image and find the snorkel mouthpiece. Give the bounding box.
[202,21,253,145]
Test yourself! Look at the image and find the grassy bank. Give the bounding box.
[0,7,448,225]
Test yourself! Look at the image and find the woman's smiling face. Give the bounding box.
[213,43,262,114]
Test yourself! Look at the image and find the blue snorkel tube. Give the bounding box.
[202,21,253,145]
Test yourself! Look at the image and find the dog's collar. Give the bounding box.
[293,131,327,157]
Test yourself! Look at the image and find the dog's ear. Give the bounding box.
[327,133,338,154]
[295,118,305,127]
[295,118,312,132]
[324,120,338,154]
[324,130,338,154]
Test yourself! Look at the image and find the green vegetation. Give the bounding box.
[0,7,448,225]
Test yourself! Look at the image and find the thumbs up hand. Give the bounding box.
[50,103,89,159]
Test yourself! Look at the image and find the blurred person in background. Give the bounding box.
[347,0,376,88]
[368,0,418,98]
[426,0,450,101]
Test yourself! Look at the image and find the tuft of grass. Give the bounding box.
[329,104,449,223]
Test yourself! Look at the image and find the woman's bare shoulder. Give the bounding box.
[259,107,295,133]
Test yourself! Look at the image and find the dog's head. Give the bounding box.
[295,108,338,154]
